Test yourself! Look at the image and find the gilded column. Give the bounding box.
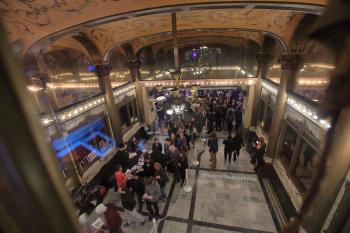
[95,64,123,144]
[252,52,271,126]
[266,55,303,157]
[172,12,180,74]
[128,59,140,82]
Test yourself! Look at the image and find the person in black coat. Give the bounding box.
[206,109,215,134]
[208,133,218,170]
[223,134,234,163]
[120,185,145,226]
[128,137,138,153]
[115,143,129,171]
[234,107,242,131]
[232,132,244,161]
[252,138,266,172]
[152,138,163,153]
[151,150,167,169]
[177,152,189,186]
[127,171,145,212]
[215,107,223,131]
[154,162,169,200]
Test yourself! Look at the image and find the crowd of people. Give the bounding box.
[94,129,192,232]
[89,89,267,233]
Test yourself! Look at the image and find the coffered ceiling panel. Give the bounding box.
[2,0,326,53]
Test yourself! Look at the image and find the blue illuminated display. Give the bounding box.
[52,118,115,159]
[88,65,96,72]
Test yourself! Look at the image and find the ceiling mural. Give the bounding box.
[131,31,264,52]
[150,37,252,55]
[1,0,326,52]
[50,37,90,57]
[85,13,171,55]
[88,9,302,57]
[176,9,304,46]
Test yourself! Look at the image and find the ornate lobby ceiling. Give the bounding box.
[148,36,257,56]
[1,0,327,56]
[131,31,264,53]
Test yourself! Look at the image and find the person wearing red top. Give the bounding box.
[115,165,126,192]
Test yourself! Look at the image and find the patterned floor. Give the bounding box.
[85,129,278,233]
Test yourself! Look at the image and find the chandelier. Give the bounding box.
[152,69,200,116]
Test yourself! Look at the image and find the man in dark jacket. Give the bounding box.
[234,107,243,131]
[208,133,218,170]
[223,134,234,163]
[169,143,180,181]
[152,138,163,153]
[127,171,145,212]
[114,143,129,171]
[215,107,223,131]
[253,138,266,172]
[120,186,145,227]
[232,132,244,161]
[151,150,167,170]
[233,132,244,160]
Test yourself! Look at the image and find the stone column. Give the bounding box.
[252,53,271,126]
[128,59,140,82]
[172,12,180,74]
[128,60,144,124]
[243,84,255,128]
[95,64,123,144]
[134,82,145,122]
[266,55,302,157]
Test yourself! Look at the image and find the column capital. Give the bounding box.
[128,59,140,69]
[256,52,272,65]
[279,54,304,70]
[95,64,112,78]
